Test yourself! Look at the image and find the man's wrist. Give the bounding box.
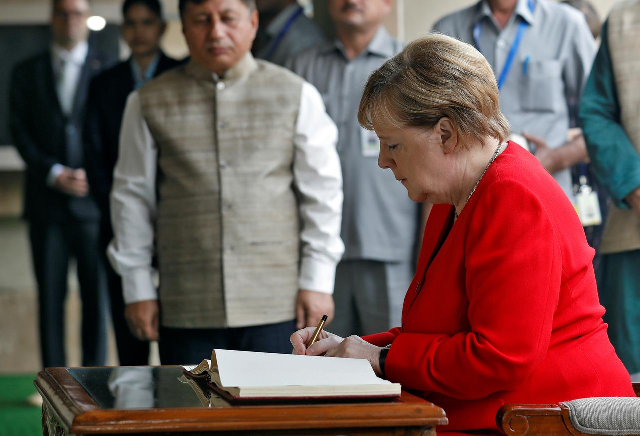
[545,146,567,174]
[624,188,640,209]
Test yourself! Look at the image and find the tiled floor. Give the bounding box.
[0,217,159,373]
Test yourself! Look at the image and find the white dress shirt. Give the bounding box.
[52,40,87,115]
[108,81,344,304]
[47,41,88,186]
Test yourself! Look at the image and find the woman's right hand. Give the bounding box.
[290,327,344,356]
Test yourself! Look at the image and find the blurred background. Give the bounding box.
[0,1,621,433]
[0,0,621,373]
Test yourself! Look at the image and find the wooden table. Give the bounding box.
[35,366,448,435]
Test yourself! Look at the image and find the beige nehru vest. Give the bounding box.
[600,0,640,254]
[139,54,303,328]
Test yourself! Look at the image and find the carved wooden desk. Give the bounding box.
[35,366,448,435]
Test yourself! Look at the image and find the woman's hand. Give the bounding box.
[291,329,385,377]
[325,335,385,377]
[290,327,343,356]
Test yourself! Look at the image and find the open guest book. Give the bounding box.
[182,349,401,402]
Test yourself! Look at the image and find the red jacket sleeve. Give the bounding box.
[362,327,402,346]
[384,179,562,400]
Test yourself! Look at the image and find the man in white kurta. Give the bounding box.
[108,0,344,363]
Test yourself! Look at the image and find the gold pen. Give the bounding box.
[306,314,328,347]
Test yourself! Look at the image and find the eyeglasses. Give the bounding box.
[53,10,87,20]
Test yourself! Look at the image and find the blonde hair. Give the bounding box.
[358,33,510,146]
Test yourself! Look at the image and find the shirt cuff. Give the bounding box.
[47,163,64,187]
[121,268,158,304]
[298,257,337,294]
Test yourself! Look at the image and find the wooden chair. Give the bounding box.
[497,383,640,435]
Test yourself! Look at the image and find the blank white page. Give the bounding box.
[213,349,393,387]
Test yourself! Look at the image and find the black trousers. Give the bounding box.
[159,319,297,365]
[100,222,150,366]
[29,219,108,367]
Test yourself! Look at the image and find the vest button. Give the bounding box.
[216,81,226,91]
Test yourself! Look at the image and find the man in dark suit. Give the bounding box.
[84,0,181,365]
[10,0,114,368]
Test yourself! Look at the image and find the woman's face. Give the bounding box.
[375,121,457,205]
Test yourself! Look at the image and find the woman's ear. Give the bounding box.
[433,118,458,153]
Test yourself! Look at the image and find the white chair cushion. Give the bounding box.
[560,397,640,435]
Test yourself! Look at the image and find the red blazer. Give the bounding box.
[364,142,633,434]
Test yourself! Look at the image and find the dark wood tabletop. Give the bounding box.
[35,366,448,436]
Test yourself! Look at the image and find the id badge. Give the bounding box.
[361,128,380,157]
[575,186,602,227]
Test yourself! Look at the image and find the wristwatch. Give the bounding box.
[379,344,392,378]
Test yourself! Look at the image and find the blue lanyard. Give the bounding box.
[264,6,304,61]
[473,0,535,90]
[576,162,588,178]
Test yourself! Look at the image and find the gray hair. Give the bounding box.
[358,33,510,148]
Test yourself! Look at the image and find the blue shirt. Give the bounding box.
[255,3,327,67]
[287,28,419,263]
[434,0,596,200]
[130,53,161,91]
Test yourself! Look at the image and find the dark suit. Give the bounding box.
[10,45,114,368]
[84,52,181,365]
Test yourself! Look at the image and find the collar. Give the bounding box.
[131,52,161,80]
[321,26,395,59]
[130,52,161,90]
[185,51,258,83]
[514,0,536,25]
[51,40,88,66]
[266,3,303,37]
[473,0,536,28]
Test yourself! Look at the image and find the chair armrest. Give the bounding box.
[497,404,571,435]
[498,396,640,436]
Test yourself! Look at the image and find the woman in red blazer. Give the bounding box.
[291,34,634,435]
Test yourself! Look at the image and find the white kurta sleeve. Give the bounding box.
[294,81,344,294]
[107,91,158,304]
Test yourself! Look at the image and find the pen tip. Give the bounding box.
[321,314,328,321]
